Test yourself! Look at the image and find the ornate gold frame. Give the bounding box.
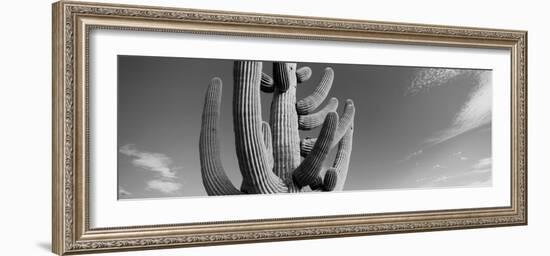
[52,1,527,255]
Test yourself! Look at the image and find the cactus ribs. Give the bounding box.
[199,61,355,195]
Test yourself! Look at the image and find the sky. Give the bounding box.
[117,55,492,199]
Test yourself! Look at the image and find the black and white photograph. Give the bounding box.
[117,56,492,199]
[43,1,531,255]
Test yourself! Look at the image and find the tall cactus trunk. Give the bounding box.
[233,61,287,194]
[270,63,302,191]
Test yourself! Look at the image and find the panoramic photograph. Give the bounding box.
[117,55,492,199]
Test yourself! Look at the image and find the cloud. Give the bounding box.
[472,157,491,169]
[118,186,132,197]
[416,171,491,188]
[398,149,423,164]
[147,180,182,194]
[453,152,469,161]
[406,68,462,95]
[433,164,447,169]
[119,144,177,179]
[119,144,182,195]
[415,157,492,188]
[432,176,451,183]
[406,149,423,160]
[399,70,491,168]
[426,71,492,145]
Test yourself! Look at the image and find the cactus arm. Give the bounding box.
[308,176,323,191]
[322,168,338,191]
[261,72,275,93]
[331,127,354,191]
[296,66,312,83]
[233,61,287,194]
[299,99,354,157]
[199,78,242,195]
[332,99,355,148]
[261,121,274,169]
[300,137,316,157]
[292,112,338,188]
[298,97,338,130]
[296,67,334,114]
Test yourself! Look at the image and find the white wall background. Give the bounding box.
[0,0,547,255]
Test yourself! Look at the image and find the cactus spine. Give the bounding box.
[199,60,356,195]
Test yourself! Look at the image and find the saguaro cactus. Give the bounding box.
[199,61,355,195]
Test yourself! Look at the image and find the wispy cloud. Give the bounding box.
[119,144,182,195]
[415,157,492,188]
[146,180,182,194]
[453,151,469,161]
[426,71,492,145]
[399,70,491,168]
[406,68,462,95]
[472,157,491,169]
[433,164,447,169]
[397,149,423,164]
[118,186,132,197]
[406,149,423,160]
[119,144,176,179]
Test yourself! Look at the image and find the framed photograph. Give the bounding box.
[52,1,527,255]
